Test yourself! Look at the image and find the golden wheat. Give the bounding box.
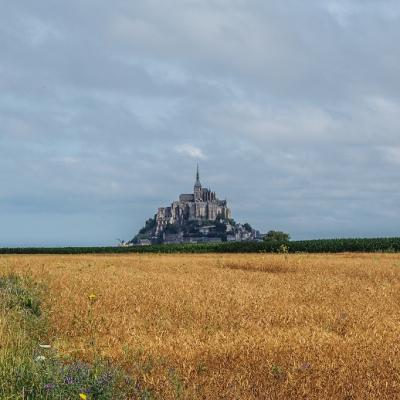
[1,253,400,399]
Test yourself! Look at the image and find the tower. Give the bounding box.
[194,164,202,201]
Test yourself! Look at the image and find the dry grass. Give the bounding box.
[1,253,400,399]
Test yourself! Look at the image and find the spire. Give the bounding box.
[195,163,201,187]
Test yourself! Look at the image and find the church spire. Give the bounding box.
[195,163,201,187]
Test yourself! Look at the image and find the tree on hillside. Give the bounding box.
[215,220,227,233]
[263,230,290,242]
[164,223,179,234]
[243,223,252,232]
[139,215,157,234]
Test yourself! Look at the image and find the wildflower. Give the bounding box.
[301,362,311,370]
[88,293,96,302]
[44,383,55,390]
[35,355,46,362]
[98,371,113,385]
[79,394,87,400]
[64,376,74,385]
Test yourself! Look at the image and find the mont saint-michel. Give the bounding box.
[130,166,261,245]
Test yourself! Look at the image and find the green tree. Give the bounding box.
[139,215,157,234]
[227,218,237,226]
[243,223,252,232]
[215,220,227,233]
[263,230,290,242]
[165,223,179,234]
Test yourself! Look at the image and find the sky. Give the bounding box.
[1,0,400,246]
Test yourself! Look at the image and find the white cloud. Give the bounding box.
[208,101,337,143]
[324,1,360,26]
[174,144,206,160]
[380,146,400,165]
[22,16,63,46]
[323,0,400,25]
[51,156,79,164]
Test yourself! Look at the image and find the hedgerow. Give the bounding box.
[0,237,399,254]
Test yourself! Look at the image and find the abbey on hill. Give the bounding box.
[155,165,231,235]
[130,166,261,245]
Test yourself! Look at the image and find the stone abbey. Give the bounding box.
[129,165,260,245]
[155,165,231,235]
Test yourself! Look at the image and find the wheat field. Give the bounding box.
[1,253,400,399]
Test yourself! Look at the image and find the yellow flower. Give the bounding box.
[79,394,87,400]
[88,293,96,302]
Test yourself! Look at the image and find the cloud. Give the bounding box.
[174,144,206,160]
[323,0,400,26]
[0,0,400,245]
[380,146,400,165]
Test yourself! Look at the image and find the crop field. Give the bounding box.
[1,253,400,399]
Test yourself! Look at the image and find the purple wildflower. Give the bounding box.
[64,376,74,385]
[302,362,311,370]
[44,383,55,390]
[98,371,114,385]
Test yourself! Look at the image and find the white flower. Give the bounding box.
[35,355,46,362]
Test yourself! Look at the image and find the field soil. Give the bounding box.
[1,253,400,399]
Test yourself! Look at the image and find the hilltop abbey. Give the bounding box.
[155,166,231,235]
[129,166,260,245]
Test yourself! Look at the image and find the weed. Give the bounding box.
[0,275,152,399]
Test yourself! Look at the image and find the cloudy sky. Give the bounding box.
[1,0,400,246]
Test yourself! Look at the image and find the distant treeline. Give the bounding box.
[1,237,400,254]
